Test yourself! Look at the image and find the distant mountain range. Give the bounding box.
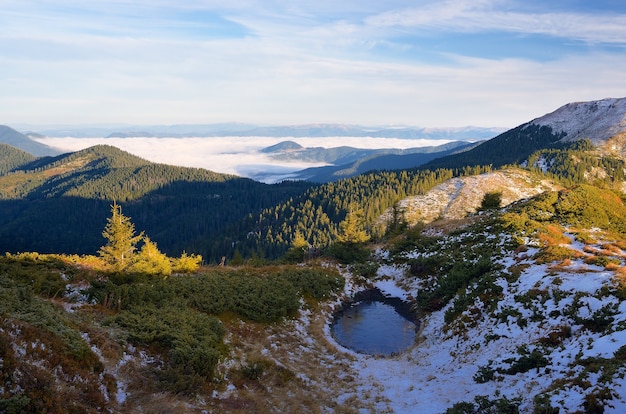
[258,140,478,182]
[2,122,494,183]
[18,123,504,140]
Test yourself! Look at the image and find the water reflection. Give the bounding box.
[331,300,417,356]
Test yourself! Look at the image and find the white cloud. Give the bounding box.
[1,1,626,127]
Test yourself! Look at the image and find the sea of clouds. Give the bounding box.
[34,136,455,183]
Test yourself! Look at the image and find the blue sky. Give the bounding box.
[2,0,626,128]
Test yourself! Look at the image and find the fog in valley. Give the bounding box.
[34,136,456,183]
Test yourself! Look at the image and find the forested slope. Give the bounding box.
[220,167,486,259]
[421,124,567,170]
[0,145,311,261]
[0,144,36,175]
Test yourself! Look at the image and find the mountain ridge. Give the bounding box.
[0,125,60,156]
[287,141,478,182]
[420,97,626,171]
[21,123,504,140]
[531,97,626,145]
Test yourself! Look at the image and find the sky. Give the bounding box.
[3,0,626,128]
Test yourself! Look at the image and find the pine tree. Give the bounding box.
[480,191,503,211]
[283,230,309,263]
[99,202,144,271]
[337,208,370,244]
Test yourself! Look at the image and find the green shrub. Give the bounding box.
[326,241,370,264]
[417,256,494,312]
[0,394,32,414]
[89,265,343,323]
[502,347,548,375]
[532,394,559,414]
[241,361,270,380]
[108,305,226,381]
[349,261,379,280]
[480,191,502,210]
[473,365,495,383]
[446,395,520,414]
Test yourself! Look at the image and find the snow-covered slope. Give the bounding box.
[347,226,626,413]
[326,185,626,413]
[381,168,560,226]
[530,97,626,145]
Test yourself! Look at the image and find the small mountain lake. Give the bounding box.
[331,289,418,356]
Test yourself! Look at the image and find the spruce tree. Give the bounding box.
[283,231,309,263]
[99,201,143,271]
[480,191,502,211]
[337,208,370,244]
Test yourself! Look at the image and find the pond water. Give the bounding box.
[331,299,417,356]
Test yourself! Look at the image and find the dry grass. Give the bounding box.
[91,301,377,413]
[423,216,480,236]
[206,305,371,413]
[538,224,570,247]
[616,266,626,286]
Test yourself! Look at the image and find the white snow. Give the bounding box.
[531,97,626,144]
[321,222,626,413]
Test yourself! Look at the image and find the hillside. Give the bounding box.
[422,97,626,171]
[0,125,59,156]
[0,143,36,175]
[0,144,311,259]
[379,168,561,225]
[351,184,626,412]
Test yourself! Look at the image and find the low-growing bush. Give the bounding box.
[473,365,495,383]
[584,255,621,268]
[326,241,370,264]
[90,265,343,323]
[502,346,548,375]
[446,395,521,413]
[417,256,494,312]
[107,305,225,383]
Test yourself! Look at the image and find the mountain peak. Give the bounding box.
[260,140,304,153]
[530,97,626,144]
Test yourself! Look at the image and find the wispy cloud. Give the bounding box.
[365,1,626,44]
